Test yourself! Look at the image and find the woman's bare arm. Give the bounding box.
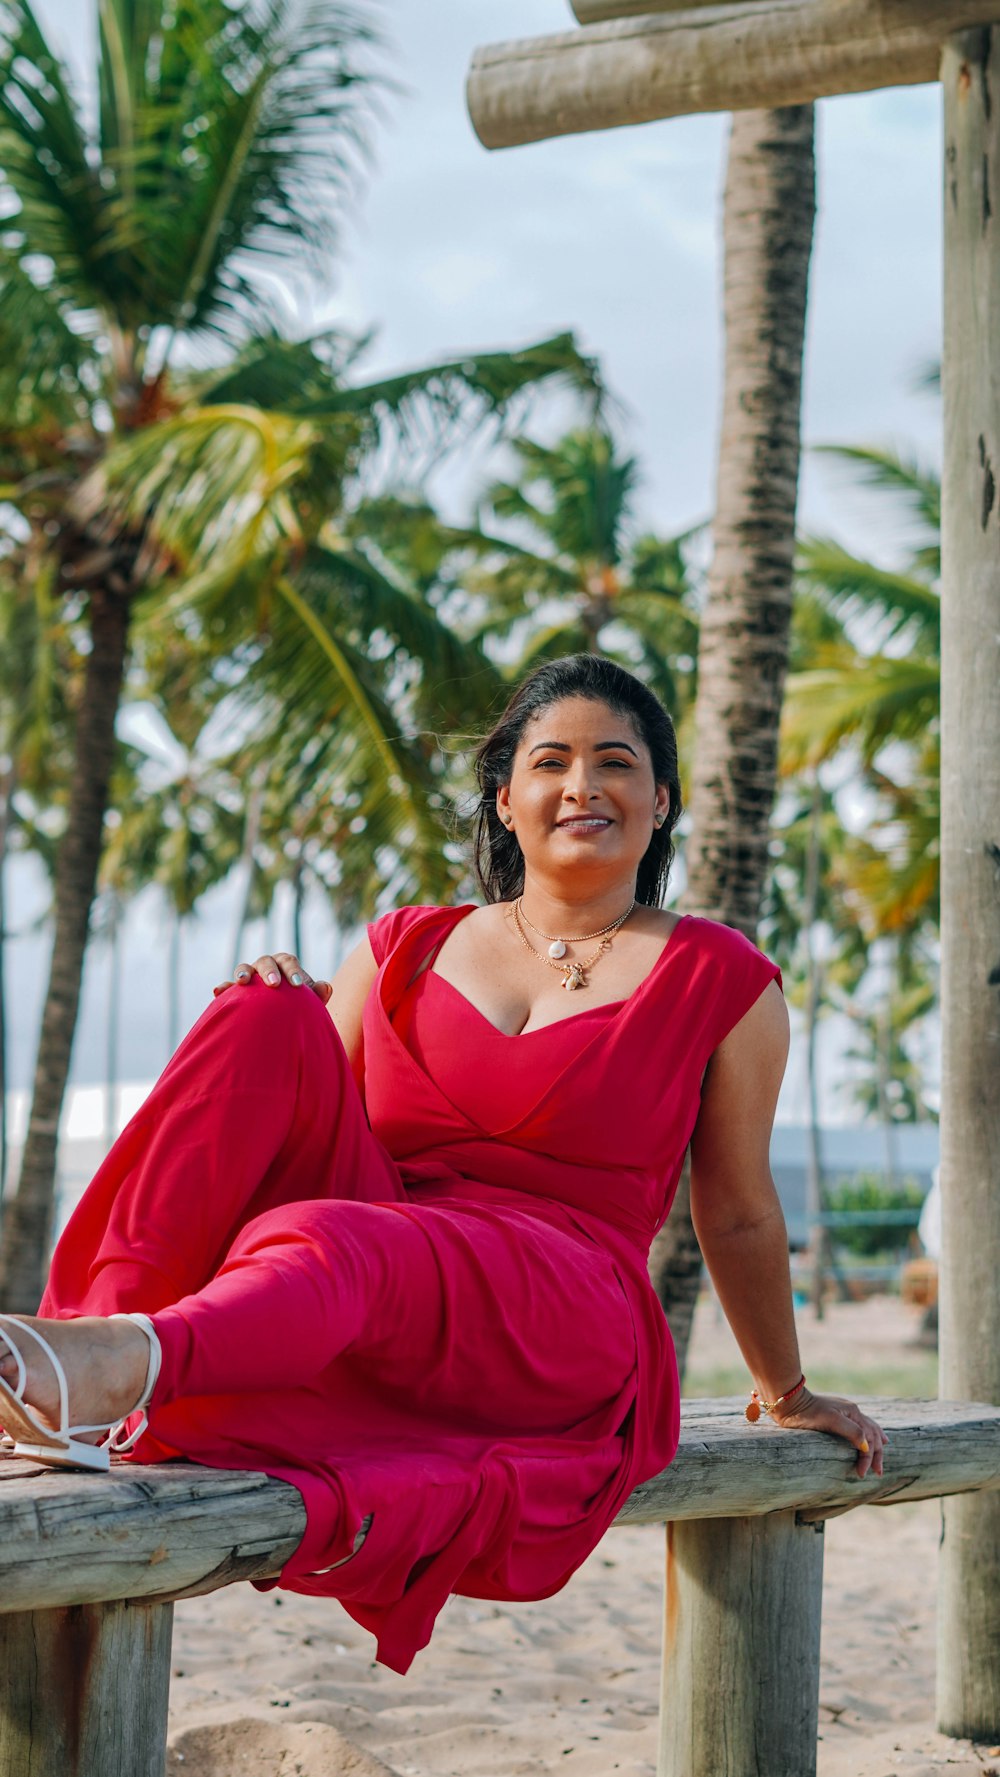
[690,981,886,1477]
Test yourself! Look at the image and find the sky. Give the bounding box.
[6,0,944,1123]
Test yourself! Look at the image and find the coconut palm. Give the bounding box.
[0,0,599,1309]
[470,428,701,728]
[781,445,941,936]
[651,105,817,1368]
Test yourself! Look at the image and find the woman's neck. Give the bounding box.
[516,874,639,938]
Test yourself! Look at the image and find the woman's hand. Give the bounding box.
[213,952,333,1005]
[768,1386,889,1479]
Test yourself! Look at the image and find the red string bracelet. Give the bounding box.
[745,1373,807,1423]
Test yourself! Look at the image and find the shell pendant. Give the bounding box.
[548,939,567,959]
[562,963,586,991]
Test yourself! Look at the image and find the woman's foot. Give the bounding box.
[0,1314,151,1444]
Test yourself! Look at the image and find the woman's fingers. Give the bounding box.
[824,1404,888,1478]
[218,953,333,1002]
[774,1392,889,1478]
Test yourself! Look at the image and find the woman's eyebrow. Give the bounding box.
[527,739,639,757]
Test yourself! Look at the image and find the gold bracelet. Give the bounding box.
[745,1373,807,1423]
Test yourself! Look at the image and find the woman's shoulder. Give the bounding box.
[681,913,777,965]
[366,902,476,967]
[677,914,783,1047]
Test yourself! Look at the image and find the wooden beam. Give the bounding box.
[936,24,1000,1745]
[2,1399,999,1619]
[0,1461,306,1614]
[571,0,779,20]
[467,1,1000,149]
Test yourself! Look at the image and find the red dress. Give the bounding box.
[39,903,780,1673]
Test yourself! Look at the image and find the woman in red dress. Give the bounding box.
[0,655,886,1673]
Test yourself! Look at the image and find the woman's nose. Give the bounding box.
[563,776,600,803]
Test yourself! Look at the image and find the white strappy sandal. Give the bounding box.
[0,1311,162,1473]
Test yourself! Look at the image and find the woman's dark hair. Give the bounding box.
[472,655,682,906]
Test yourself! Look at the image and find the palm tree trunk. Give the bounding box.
[104,903,122,1155]
[803,775,828,1318]
[0,587,130,1310]
[229,767,266,973]
[650,106,816,1375]
[167,911,182,1057]
[292,854,305,960]
[0,761,13,1218]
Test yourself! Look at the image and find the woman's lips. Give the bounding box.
[555,817,612,830]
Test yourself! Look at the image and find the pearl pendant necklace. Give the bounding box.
[510,897,637,991]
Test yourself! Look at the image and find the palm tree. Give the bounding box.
[0,0,599,1309]
[651,105,817,1370]
[470,427,702,728]
[0,562,82,1213]
[781,445,941,936]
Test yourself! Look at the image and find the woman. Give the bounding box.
[0,655,886,1674]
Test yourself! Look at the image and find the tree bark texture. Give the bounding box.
[0,589,130,1311]
[467,2,1000,150]
[651,107,815,1374]
[936,27,1000,1743]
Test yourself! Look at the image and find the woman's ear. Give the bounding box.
[653,784,671,827]
[496,784,514,830]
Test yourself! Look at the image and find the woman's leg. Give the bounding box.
[41,981,403,1320]
[1,1200,440,1450]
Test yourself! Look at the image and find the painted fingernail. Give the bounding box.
[235,970,250,982]
[267,971,280,986]
[291,972,303,986]
[859,1438,869,1453]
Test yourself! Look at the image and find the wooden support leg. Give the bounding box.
[0,1599,174,1777]
[658,1510,825,1777]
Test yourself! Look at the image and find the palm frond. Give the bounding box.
[338,334,604,460]
[2,0,381,338]
[797,537,939,652]
[812,444,941,555]
[781,648,940,771]
[0,0,107,309]
[0,256,98,451]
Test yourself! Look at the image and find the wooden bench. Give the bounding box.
[2,1397,999,1777]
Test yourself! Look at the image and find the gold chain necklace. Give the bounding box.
[510,896,636,991]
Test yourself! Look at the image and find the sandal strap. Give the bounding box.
[0,1313,69,1440]
[106,1314,162,1452]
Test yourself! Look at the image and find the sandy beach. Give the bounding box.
[165,1292,1000,1777]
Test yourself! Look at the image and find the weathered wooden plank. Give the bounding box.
[572,0,766,16]
[0,1459,306,1614]
[2,1400,998,1618]
[620,1398,1000,1522]
[658,1509,825,1777]
[937,26,1000,1744]
[0,1599,173,1777]
[467,2,1000,150]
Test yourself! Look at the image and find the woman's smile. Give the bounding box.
[554,814,613,833]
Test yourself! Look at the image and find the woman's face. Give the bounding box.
[496,696,670,887]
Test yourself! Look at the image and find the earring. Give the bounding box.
[654,812,666,827]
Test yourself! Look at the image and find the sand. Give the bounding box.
[165,1293,1000,1777]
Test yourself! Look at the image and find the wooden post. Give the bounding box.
[937,26,1000,1743]
[658,1509,825,1777]
[466,2,1000,150]
[0,1600,174,1777]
